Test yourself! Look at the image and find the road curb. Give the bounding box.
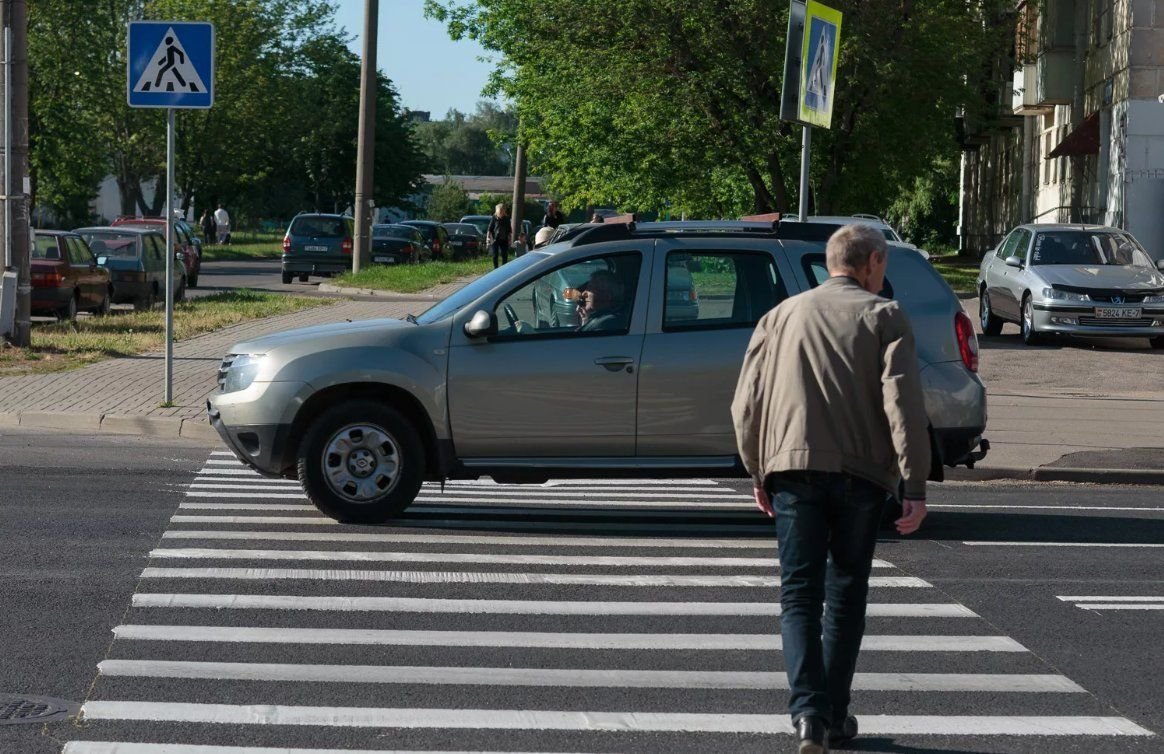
[0,410,219,445]
[946,465,1164,486]
[316,283,446,301]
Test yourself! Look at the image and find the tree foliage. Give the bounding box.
[413,103,517,176]
[425,0,1014,222]
[426,177,471,221]
[28,0,426,226]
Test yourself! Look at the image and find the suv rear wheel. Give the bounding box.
[281,270,293,285]
[296,401,425,523]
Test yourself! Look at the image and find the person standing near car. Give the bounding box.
[541,201,566,229]
[731,224,930,754]
[200,209,216,246]
[485,203,511,269]
[214,203,231,245]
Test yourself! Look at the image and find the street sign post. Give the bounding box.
[127,21,215,404]
[779,0,842,220]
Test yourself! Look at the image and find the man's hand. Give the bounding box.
[753,486,774,518]
[895,497,927,535]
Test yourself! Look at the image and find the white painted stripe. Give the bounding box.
[205,459,250,465]
[1075,604,1164,611]
[931,504,1164,512]
[64,744,573,754]
[194,477,301,485]
[183,492,753,509]
[160,530,775,549]
[190,483,304,491]
[411,489,749,500]
[168,515,775,534]
[77,704,1155,735]
[178,504,761,520]
[429,478,721,487]
[181,503,315,511]
[195,468,265,476]
[413,497,752,508]
[129,594,982,621]
[138,568,928,588]
[186,492,310,499]
[1058,596,1164,602]
[147,548,796,568]
[97,660,1081,692]
[966,541,1164,548]
[209,451,236,456]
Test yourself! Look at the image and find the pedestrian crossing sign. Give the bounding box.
[127,21,214,109]
[798,1,842,128]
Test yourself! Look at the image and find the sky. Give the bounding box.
[333,0,498,118]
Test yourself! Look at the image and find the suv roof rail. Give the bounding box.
[570,221,638,247]
[639,220,780,233]
[851,213,885,222]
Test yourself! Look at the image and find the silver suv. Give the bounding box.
[209,221,989,523]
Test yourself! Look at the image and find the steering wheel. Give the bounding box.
[502,303,520,330]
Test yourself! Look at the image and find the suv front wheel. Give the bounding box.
[296,400,425,523]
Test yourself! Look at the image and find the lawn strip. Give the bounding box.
[333,257,493,293]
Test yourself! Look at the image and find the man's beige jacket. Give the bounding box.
[731,275,930,499]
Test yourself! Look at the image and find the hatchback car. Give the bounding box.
[111,216,201,287]
[31,230,112,320]
[371,224,431,265]
[400,220,450,259]
[977,224,1164,347]
[210,220,987,523]
[281,213,354,284]
[76,226,186,310]
[442,223,484,259]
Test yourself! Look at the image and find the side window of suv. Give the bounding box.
[663,251,786,331]
[494,252,642,339]
[802,254,895,299]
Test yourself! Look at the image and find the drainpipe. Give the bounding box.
[1021,116,1035,223]
[957,149,968,255]
[1069,0,1087,221]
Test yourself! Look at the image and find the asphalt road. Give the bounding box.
[1,430,1160,753]
[189,258,346,299]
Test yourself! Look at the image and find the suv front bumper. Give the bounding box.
[207,380,309,477]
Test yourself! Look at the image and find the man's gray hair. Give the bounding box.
[826,224,888,273]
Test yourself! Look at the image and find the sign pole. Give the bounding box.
[164,106,174,403]
[798,125,811,220]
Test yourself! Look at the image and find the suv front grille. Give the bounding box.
[1089,294,1147,304]
[217,354,236,391]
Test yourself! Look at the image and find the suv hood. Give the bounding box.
[228,317,413,354]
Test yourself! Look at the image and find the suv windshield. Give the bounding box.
[416,253,546,324]
[290,216,347,238]
[1031,231,1151,266]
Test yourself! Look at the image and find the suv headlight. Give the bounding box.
[1042,287,1089,302]
[221,353,266,393]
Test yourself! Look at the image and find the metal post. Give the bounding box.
[10,0,29,347]
[164,107,174,403]
[510,140,526,254]
[352,0,378,274]
[798,125,812,220]
[3,23,10,269]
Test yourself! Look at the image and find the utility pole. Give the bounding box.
[2,0,29,347]
[510,141,526,253]
[351,0,378,274]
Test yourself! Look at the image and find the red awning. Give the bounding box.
[1048,112,1100,158]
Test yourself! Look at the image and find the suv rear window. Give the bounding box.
[291,216,347,238]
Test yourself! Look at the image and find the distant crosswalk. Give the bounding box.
[62,450,1155,752]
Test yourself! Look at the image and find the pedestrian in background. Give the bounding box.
[199,209,216,246]
[214,203,231,245]
[731,224,930,754]
[590,213,605,223]
[485,203,511,269]
[541,201,566,229]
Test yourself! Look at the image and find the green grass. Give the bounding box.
[333,257,494,293]
[200,239,283,262]
[930,256,980,293]
[0,290,330,376]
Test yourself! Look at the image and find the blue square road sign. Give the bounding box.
[127,21,215,108]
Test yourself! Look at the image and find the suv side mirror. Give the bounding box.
[464,309,498,338]
[1005,255,1024,269]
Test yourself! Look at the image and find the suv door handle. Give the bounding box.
[594,356,634,373]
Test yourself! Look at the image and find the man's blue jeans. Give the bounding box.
[769,470,886,727]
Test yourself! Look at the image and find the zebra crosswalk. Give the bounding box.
[62,450,1155,753]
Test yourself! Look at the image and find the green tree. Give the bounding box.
[426,177,471,221]
[414,103,515,175]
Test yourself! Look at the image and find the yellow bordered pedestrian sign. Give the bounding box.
[799,1,842,128]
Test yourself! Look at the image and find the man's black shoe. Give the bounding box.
[829,715,858,747]
[795,715,830,754]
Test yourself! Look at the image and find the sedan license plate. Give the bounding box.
[1095,307,1142,319]
[374,256,396,264]
[304,245,328,252]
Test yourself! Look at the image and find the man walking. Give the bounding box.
[731,224,930,753]
[213,203,231,245]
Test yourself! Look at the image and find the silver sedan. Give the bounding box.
[977,224,1164,347]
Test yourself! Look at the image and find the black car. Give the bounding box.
[371,224,431,265]
[400,220,450,259]
[76,226,186,310]
[441,222,484,260]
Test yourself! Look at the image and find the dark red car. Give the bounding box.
[31,230,112,320]
[111,216,201,287]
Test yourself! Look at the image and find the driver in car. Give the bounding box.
[577,270,628,332]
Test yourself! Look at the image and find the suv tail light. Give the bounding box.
[341,237,353,255]
[954,311,979,372]
[282,235,291,253]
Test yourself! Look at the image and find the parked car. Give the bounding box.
[280,213,354,284]
[76,226,185,310]
[371,224,431,265]
[111,216,201,287]
[31,230,112,320]
[442,223,484,259]
[209,219,987,523]
[977,223,1164,347]
[459,215,493,236]
[400,220,450,259]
